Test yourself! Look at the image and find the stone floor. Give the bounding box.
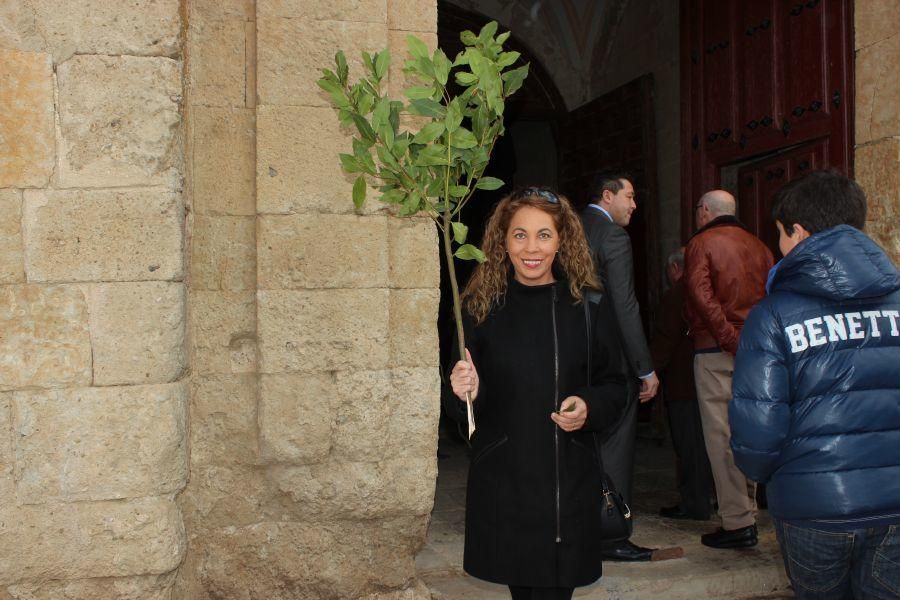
[416,425,793,599]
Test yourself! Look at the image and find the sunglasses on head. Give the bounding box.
[513,187,560,204]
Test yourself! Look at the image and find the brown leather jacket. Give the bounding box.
[684,216,773,354]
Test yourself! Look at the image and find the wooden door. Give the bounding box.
[681,0,853,242]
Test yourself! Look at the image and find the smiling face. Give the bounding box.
[601,179,636,226]
[505,205,560,286]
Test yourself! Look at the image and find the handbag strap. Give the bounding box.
[583,292,611,488]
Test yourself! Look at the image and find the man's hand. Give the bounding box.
[638,372,660,403]
[551,396,588,431]
[449,349,479,402]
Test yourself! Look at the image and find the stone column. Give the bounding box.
[854,0,900,264]
[0,2,187,597]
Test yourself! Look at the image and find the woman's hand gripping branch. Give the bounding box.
[450,349,479,403]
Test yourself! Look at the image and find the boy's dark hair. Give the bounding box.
[771,169,867,235]
[589,172,633,202]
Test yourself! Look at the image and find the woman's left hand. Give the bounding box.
[551,396,588,431]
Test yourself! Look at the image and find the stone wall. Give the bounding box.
[0,1,187,597]
[854,0,900,265]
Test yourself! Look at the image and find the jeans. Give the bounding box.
[774,519,900,599]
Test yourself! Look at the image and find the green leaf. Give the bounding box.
[460,30,477,46]
[400,190,422,216]
[502,64,529,96]
[376,145,399,168]
[475,176,504,190]
[378,123,394,147]
[454,71,478,86]
[414,144,450,167]
[336,51,349,85]
[407,35,429,60]
[408,98,446,118]
[339,153,362,173]
[362,51,375,77]
[449,185,469,198]
[372,97,391,129]
[352,176,367,209]
[381,188,406,204]
[451,222,469,244]
[445,98,463,133]
[404,86,437,100]
[374,49,390,80]
[449,127,478,149]
[357,92,375,115]
[433,48,452,85]
[350,113,376,142]
[478,21,498,44]
[454,244,487,262]
[497,51,521,68]
[412,121,445,144]
[496,31,511,45]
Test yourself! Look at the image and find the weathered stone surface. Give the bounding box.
[271,456,436,519]
[190,291,256,375]
[190,375,258,468]
[258,0,387,20]
[189,18,246,107]
[0,284,91,391]
[855,0,900,50]
[388,30,439,99]
[258,289,389,372]
[385,367,441,460]
[0,49,54,188]
[332,369,392,462]
[389,289,440,368]
[178,464,270,532]
[191,107,255,216]
[259,373,335,464]
[855,34,900,145]
[856,137,900,264]
[362,580,433,600]
[87,282,186,386]
[258,214,389,289]
[0,497,185,585]
[191,216,256,291]
[0,0,180,62]
[192,517,427,599]
[257,17,387,107]
[0,393,13,502]
[190,0,254,22]
[56,55,182,188]
[7,573,177,600]
[22,189,183,283]
[388,0,437,33]
[258,105,377,215]
[0,190,23,284]
[389,217,439,289]
[12,382,187,503]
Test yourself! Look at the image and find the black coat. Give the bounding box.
[444,278,628,587]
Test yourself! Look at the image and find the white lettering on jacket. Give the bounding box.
[784,309,900,354]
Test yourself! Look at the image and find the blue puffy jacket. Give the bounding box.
[731,225,900,522]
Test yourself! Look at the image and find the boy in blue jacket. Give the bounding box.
[730,170,900,599]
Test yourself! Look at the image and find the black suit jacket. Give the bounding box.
[581,207,653,379]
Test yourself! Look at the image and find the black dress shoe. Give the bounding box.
[600,539,654,561]
[659,504,711,521]
[701,524,758,549]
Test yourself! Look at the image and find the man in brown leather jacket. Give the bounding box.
[684,190,773,549]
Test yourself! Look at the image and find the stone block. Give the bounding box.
[0,497,185,585]
[388,0,437,33]
[856,34,900,145]
[271,456,436,519]
[56,55,182,188]
[12,382,188,503]
[0,284,91,391]
[855,0,900,50]
[0,0,180,62]
[388,30,438,99]
[389,217,439,288]
[193,517,427,599]
[87,282,186,386]
[191,216,256,291]
[259,373,335,464]
[258,0,387,20]
[7,573,177,600]
[257,17,387,107]
[190,291,256,375]
[0,190,23,283]
[332,369,392,461]
[258,214,389,289]
[0,393,13,502]
[22,189,184,283]
[386,367,441,459]
[189,18,246,107]
[0,49,54,188]
[258,289,389,372]
[191,107,256,216]
[389,289,440,368]
[190,0,254,22]
[178,464,271,532]
[190,375,258,469]
[258,105,378,215]
[856,136,900,262]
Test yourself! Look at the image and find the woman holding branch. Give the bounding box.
[445,187,628,599]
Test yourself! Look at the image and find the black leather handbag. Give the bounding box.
[584,292,634,542]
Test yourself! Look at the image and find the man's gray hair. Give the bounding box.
[699,190,736,217]
[666,249,684,268]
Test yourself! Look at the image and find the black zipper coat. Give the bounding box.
[444,278,628,588]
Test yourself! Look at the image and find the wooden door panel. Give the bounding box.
[779,0,830,135]
[737,0,778,146]
[702,0,737,151]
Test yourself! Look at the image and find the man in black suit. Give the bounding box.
[581,173,660,561]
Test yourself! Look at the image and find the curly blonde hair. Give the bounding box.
[462,189,601,324]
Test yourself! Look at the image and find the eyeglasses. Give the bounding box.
[513,187,559,204]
